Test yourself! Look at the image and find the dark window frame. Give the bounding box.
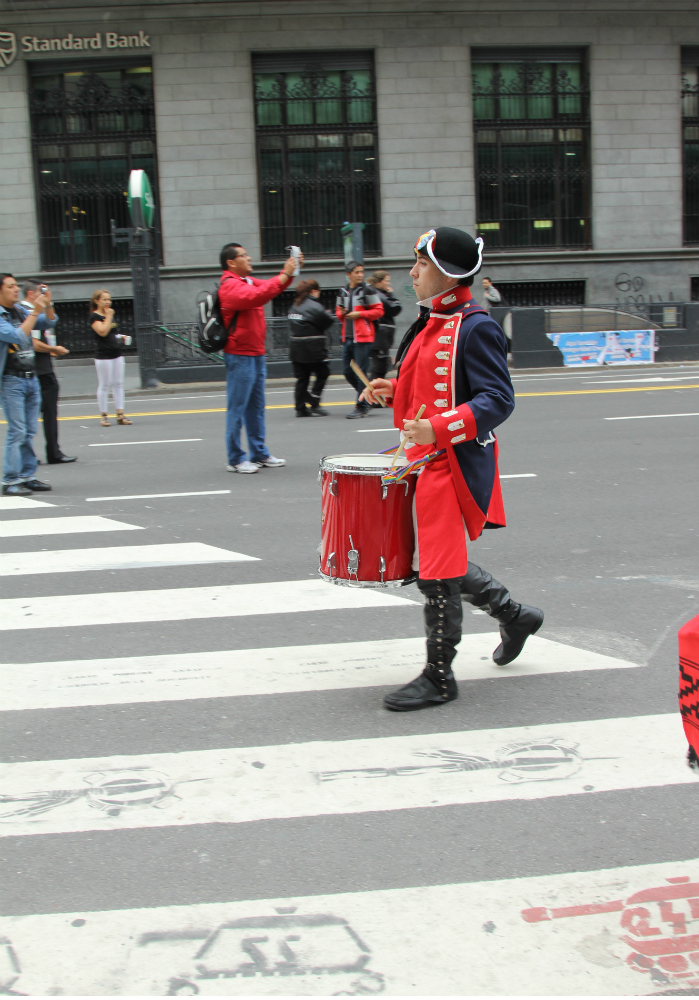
[27,56,161,270]
[252,51,381,260]
[682,49,699,246]
[471,48,591,251]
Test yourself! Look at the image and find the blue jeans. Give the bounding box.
[224,353,270,466]
[342,340,372,411]
[1,374,41,485]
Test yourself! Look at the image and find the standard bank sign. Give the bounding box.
[0,29,151,67]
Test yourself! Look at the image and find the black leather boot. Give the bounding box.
[492,604,544,665]
[384,578,462,711]
[460,562,544,666]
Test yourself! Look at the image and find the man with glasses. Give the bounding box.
[0,274,54,496]
[21,280,75,466]
[363,228,544,711]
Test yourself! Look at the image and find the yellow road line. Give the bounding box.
[2,383,699,425]
[47,400,357,421]
[516,383,699,398]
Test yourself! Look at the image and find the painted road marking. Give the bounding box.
[605,412,699,421]
[88,439,203,447]
[516,383,699,397]
[0,542,259,577]
[0,516,143,539]
[0,635,638,711]
[0,497,57,511]
[0,857,693,996]
[5,380,696,426]
[85,490,232,502]
[500,473,537,479]
[586,376,695,384]
[356,428,398,432]
[0,714,688,837]
[0,578,417,631]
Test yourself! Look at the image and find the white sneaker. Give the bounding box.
[254,456,286,468]
[227,461,259,474]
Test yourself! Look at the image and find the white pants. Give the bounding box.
[95,357,125,413]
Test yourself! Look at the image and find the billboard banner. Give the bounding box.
[546,329,656,367]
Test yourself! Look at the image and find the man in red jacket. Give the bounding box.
[218,243,302,473]
[336,261,384,419]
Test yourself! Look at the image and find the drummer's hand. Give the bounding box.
[360,378,393,405]
[403,417,436,445]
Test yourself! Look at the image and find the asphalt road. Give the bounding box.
[0,363,698,996]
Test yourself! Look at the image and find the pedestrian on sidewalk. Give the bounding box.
[0,273,53,496]
[90,290,132,427]
[21,281,76,465]
[287,279,333,418]
[482,276,503,311]
[219,242,302,473]
[368,269,402,385]
[336,261,384,420]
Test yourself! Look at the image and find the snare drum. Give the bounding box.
[318,453,417,587]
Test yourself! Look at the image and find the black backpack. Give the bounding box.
[196,279,237,354]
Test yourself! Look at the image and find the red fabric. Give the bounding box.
[679,615,699,759]
[336,300,384,343]
[219,270,289,356]
[386,285,503,578]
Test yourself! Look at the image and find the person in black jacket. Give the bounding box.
[287,279,333,417]
[368,270,402,383]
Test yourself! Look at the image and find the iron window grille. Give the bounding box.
[253,52,381,259]
[492,279,585,307]
[28,59,160,269]
[682,54,699,245]
[472,50,591,250]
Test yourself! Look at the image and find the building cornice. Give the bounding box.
[3,0,699,16]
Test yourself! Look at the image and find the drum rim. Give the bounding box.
[318,568,417,589]
[319,452,414,475]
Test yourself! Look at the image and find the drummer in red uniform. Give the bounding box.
[362,227,543,711]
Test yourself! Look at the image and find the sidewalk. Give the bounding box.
[53,356,699,402]
[53,357,317,401]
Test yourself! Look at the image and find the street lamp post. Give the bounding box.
[111,169,162,389]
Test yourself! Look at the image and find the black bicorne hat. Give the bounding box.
[414,226,484,279]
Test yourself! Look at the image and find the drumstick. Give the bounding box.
[349,359,387,407]
[391,404,426,468]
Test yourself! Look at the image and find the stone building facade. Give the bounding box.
[0,0,698,324]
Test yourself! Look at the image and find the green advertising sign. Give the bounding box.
[127,169,155,229]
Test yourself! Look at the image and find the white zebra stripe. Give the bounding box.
[0,516,143,538]
[0,858,695,996]
[0,496,57,511]
[0,579,417,630]
[0,635,639,711]
[0,542,259,577]
[0,714,688,838]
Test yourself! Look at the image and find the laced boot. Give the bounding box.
[460,562,543,666]
[384,578,462,711]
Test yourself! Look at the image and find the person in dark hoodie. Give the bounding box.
[368,270,402,383]
[287,279,333,417]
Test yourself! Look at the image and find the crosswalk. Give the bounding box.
[0,493,696,997]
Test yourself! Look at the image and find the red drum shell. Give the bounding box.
[319,454,417,587]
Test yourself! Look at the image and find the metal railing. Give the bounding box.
[155,317,345,368]
[545,303,678,334]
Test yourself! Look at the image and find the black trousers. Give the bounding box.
[369,348,391,381]
[37,371,62,463]
[292,361,329,413]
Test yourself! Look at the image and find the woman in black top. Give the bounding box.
[90,289,132,426]
[287,279,334,417]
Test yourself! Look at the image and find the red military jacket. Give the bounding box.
[389,284,515,541]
